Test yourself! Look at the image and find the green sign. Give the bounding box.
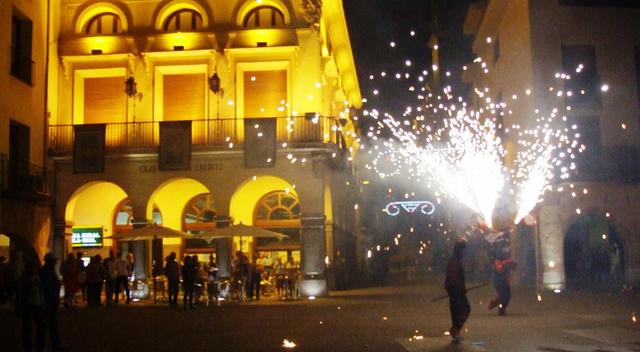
[72,226,103,248]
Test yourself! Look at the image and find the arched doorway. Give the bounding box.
[147,177,211,260]
[182,193,217,262]
[253,190,301,262]
[229,175,300,259]
[563,212,625,290]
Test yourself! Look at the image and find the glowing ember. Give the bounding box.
[282,339,296,349]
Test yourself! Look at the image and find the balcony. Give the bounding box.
[0,153,54,201]
[48,116,343,156]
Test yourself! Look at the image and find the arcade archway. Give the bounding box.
[230,175,300,259]
[147,178,211,258]
[563,212,625,290]
[65,181,128,256]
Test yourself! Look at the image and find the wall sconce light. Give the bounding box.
[209,72,223,96]
[91,49,103,55]
[173,45,184,51]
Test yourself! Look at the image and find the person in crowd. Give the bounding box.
[164,253,180,307]
[248,256,262,301]
[8,250,25,310]
[192,255,204,304]
[609,243,621,284]
[445,241,470,345]
[0,256,8,304]
[16,258,45,352]
[206,254,218,306]
[40,253,65,351]
[85,255,104,307]
[182,255,197,310]
[61,253,79,311]
[488,252,517,316]
[114,252,131,304]
[233,251,249,301]
[103,250,116,306]
[273,258,285,299]
[75,252,86,302]
[284,257,298,299]
[125,252,135,279]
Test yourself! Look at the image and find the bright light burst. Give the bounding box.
[363,49,585,228]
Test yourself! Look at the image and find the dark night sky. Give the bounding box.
[343,0,474,116]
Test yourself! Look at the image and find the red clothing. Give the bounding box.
[62,260,79,295]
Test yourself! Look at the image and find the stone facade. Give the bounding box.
[464,0,640,288]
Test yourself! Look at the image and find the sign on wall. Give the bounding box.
[71,226,103,248]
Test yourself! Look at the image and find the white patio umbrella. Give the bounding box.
[194,222,288,242]
[107,224,190,241]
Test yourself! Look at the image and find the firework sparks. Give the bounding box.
[363,50,582,228]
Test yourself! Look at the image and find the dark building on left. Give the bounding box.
[0,0,55,260]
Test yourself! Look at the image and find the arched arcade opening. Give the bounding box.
[563,212,625,290]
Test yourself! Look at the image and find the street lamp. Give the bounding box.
[208,72,223,96]
[209,71,224,119]
[124,75,143,127]
[125,75,137,98]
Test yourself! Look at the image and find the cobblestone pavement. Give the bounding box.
[1,280,639,352]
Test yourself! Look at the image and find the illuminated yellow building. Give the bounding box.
[0,0,53,261]
[463,0,640,289]
[47,0,361,296]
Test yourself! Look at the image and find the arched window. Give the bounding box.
[84,13,123,35]
[113,201,163,232]
[254,191,300,228]
[243,6,285,28]
[164,9,203,31]
[183,193,216,231]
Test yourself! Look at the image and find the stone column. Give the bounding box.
[299,213,327,297]
[214,216,232,278]
[52,219,68,261]
[538,205,565,290]
[131,217,148,280]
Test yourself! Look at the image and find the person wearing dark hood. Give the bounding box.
[444,241,470,345]
[16,258,45,352]
[164,252,180,307]
[182,255,197,310]
[40,253,65,351]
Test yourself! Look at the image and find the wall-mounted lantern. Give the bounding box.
[208,72,223,96]
[125,75,138,98]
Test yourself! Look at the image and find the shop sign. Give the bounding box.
[72,226,103,248]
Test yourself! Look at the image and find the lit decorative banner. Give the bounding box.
[385,201,436,216]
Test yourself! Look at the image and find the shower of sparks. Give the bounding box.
[361,35,586,227]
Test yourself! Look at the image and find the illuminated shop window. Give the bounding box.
[184,193,216,231]
[243,6,285,28]
[164,9,203,31]
[84,13,123,35]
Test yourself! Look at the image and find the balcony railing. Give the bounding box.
[48,116,342,155]
[0,153,54,199]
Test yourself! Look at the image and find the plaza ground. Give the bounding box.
[1,278,639,352]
